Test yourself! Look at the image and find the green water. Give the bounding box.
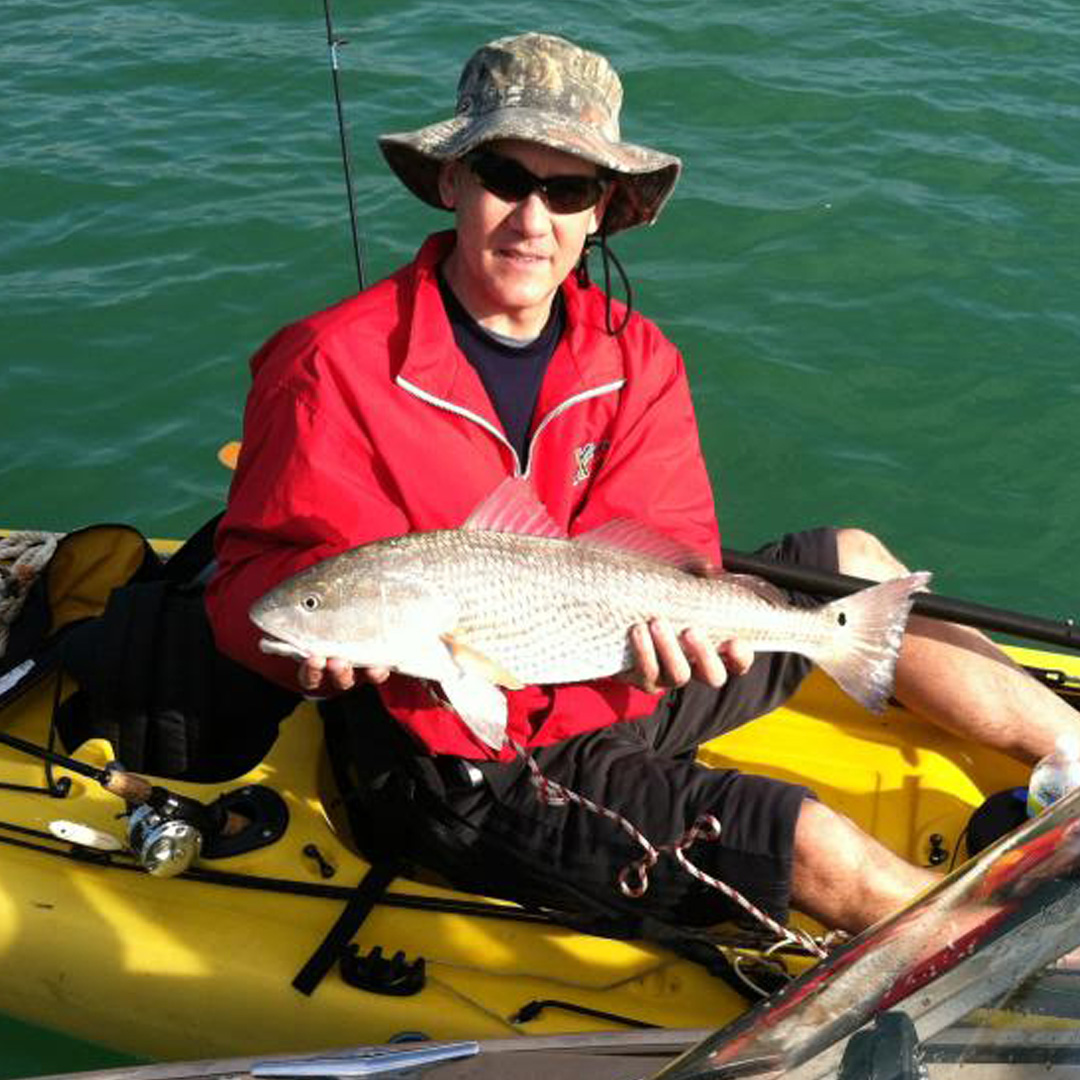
[0,1017,141,1078]
[4,0,1080,1073]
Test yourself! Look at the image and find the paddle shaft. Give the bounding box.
[724,549,1080,654]
[212,441,1078,652]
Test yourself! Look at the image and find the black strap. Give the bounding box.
[162,511,223,585]
[292,858,403,996]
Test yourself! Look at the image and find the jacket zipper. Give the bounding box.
[396,376,625,479]
[396,376,523,474]
[522,380,624,479]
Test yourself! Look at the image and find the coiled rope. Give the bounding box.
[0,531,62,658]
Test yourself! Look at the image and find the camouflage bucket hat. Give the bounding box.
[378,32,682,236]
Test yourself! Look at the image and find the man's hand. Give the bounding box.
[297,656,391,694]
[622,620,754,694]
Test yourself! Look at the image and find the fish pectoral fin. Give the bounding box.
[438,671,509,751]
[440,634,525,690]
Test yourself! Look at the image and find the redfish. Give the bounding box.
[251,479,929,749]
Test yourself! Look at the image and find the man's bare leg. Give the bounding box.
[836,528,1080,765]
[787,527,1080,934]
[791,799,938,933]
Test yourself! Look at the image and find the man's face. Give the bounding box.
[438,139,611,337]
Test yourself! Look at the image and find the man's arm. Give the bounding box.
[206,335,409,692]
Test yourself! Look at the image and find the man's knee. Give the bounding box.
[791,797,936,931]
[835,527,909,582]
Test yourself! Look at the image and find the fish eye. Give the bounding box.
[301,594,321,612]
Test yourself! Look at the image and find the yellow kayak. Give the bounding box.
[0,528,1070,1061]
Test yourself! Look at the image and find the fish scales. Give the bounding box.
[346,530,856,685]
[251,488,929,747]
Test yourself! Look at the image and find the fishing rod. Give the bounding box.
[322,0,365,291]
[0,726,130,792]
[213,4,367,455]
[0,725,249,876]
[724,549,1080,655]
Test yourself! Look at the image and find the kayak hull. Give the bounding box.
[0,577,1063,1060]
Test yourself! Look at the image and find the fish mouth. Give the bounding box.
[250,611,310,661]
[249,601,305,658]
[254,627,387,669]
[257,633,308,661]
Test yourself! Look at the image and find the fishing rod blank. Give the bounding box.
[322,0,365,291]
[0,726,156,801]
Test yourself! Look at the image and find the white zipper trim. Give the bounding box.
[396,374,625,479]
[396,375,522,474]
[523,379,625,479]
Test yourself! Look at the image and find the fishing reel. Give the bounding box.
[2,731,288,876]
[126,786,222,878]
[118,773,289,877]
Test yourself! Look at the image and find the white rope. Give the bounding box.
[510,737,829,959]
[0,531,63,658]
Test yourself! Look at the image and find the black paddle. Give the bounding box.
[213,440,1078,654]
[724,548,1080,654]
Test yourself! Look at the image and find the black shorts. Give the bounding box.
[418,527,841,928]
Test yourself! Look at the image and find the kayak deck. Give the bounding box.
[0,619,1070,1059]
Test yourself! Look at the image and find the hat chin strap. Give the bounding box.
[575,228,634,336]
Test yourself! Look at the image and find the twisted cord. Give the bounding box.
[510,737,828,959]
[0,532,62,658]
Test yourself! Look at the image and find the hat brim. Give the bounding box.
[379,107,681,236]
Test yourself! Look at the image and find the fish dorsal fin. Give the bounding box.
[577,519,717,574]
[723,572,789,605]
[463,477,567,539]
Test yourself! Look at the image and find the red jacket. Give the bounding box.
[206,231,721,761]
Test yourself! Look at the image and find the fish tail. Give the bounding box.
[810,571,932,713]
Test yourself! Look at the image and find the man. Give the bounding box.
[207,32,1079,937]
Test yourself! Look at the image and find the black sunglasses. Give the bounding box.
[465,150,608,215]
